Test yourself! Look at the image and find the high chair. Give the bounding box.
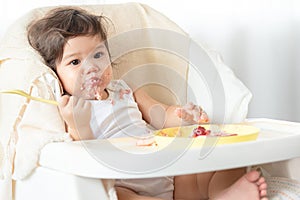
[0,3,300,200]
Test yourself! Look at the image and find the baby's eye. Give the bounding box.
[70,59,80,65]
[94,52,104,59]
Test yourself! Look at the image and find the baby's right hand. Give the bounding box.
[175,102,209,124]
[58,95,92,133]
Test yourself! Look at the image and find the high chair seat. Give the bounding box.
[0,3,300,200]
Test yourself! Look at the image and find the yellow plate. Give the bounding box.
[154,124,259,146]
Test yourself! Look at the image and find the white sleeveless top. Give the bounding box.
[89,80,151,139]
[90,80,174,199]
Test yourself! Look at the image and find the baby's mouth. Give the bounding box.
[80,76,103,99]
[87,77,100,87]
[81,77,100,90]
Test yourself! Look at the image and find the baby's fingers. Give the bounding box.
[81,99,91,110]
[195,109,210,123]
[59,95,70,108]
[183,102,196,111]
[199,111,210,123]
[175,108,194,122]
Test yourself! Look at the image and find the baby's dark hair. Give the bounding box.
[27,7,110,72]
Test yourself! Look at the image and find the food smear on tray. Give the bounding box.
[191,125,237,137]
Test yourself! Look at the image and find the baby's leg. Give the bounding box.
[209,169,268,200]
[115,186,164,200]
[174,168,267,200]
[174,170,245,200]
[174,172,215,200]
[208,167,246,198]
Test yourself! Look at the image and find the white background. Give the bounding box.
[1,0,299,122]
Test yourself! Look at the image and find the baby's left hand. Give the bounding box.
[175,102,209,124]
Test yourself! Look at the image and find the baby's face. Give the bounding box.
[56,35,112,99]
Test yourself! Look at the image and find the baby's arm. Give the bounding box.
[134,89,209,129]
[58,95,94,140]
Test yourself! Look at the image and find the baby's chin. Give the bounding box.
[71,87,97,100]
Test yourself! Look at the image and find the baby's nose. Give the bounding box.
[82,63,100,74]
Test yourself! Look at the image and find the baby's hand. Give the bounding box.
[175,102,209,125]
[58,95,92,134]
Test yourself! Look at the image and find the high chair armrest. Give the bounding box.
[39,141,123,179]
[39,120,300,179]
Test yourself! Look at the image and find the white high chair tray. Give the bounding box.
[39,118,300,179]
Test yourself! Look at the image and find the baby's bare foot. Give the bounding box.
[213,170,268,200]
